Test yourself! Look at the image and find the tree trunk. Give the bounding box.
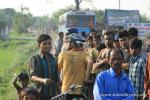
[75,0,80,10]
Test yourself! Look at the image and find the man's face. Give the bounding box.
[93,38,100,48]
[88,39,94,48]
[38,39,52,53]
[113,40,120,48]
[130,47,140,56]
[104,34,113,48]
[20,79,29,87]
[109,52,123,70]
[119,37,129,49]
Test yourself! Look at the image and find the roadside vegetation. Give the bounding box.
[0,35,37,100]
[0,31,57,100]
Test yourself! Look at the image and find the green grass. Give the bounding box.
[0,39,37,100]
[0,32,57,100]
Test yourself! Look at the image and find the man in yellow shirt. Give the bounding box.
[58,33,88,94]
[85,36,94,55]
[86,35,106,80]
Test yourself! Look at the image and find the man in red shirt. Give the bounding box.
[145,53,150,98]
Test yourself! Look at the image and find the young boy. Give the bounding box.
[21,87,39,100]
[13,72,29,100]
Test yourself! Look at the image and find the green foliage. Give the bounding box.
[32,16,51,34]
[0,8,50,34]
[139,14,150,23]
[0,38,37,100]
[94,10,104,23]
[0,8,16,30]
[50,6,73,28]
[93,10,105,30]
[13,13,34,33]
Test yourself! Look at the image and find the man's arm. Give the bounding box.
[138,59,146,99]
[144,54,150,95]
[94,48,109,70]
[122,79,135,100]
[85,58,93,81]
[93,74,106,100]
[30,56,53,85]
[57,52,64,82]
[31,75,53,85]
[57,52,64,71]
[13,75,21,92]
[94,59,109,69]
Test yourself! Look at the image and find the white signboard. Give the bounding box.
[105,9,139,26]
[126,23,150,36]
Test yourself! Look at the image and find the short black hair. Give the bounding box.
[128,27,138,37]
[110,48,124,59]
[58,32,63,36]
[103,30,114,40]
[86,36,93,41]
[18,72,29,81]
[37,34,52,44]
[22,87,39,99]
[93,35,101,41]
[90,30,98,37]
[118,30,129,38]
[129,38,142,50]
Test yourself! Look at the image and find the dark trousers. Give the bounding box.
[39,96,52,100]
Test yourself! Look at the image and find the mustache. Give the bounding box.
[114,63,121,69]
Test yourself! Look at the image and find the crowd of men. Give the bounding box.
[13,27,150,100]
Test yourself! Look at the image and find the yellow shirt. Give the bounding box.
[89,48,99,62]
[58,50,88,94]
[85,47,93,57]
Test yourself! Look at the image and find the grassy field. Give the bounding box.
[0,32,57,100]
[0,37,38,100]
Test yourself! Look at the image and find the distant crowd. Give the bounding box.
[13,27,150,100]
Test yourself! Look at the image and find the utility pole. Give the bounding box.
[119,0,121,10]
[21,5,25,33]
[21,5,29,33]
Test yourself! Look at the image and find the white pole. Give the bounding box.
[119,0,121,10]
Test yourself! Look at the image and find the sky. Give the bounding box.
[0,0,150,17]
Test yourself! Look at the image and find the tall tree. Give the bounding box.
[74,0,82,10]
[74,0,93,10]
[13,12,33,33]
[139,14,150,23]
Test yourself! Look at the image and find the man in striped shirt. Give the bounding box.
[128,38,147,100]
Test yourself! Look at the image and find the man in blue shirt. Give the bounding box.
[93,49,135,100]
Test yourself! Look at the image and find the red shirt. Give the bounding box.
[144,53,150,96]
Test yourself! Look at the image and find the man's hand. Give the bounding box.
[44,78,54,85]
[122,63,129,69]
[95,59,108,69]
